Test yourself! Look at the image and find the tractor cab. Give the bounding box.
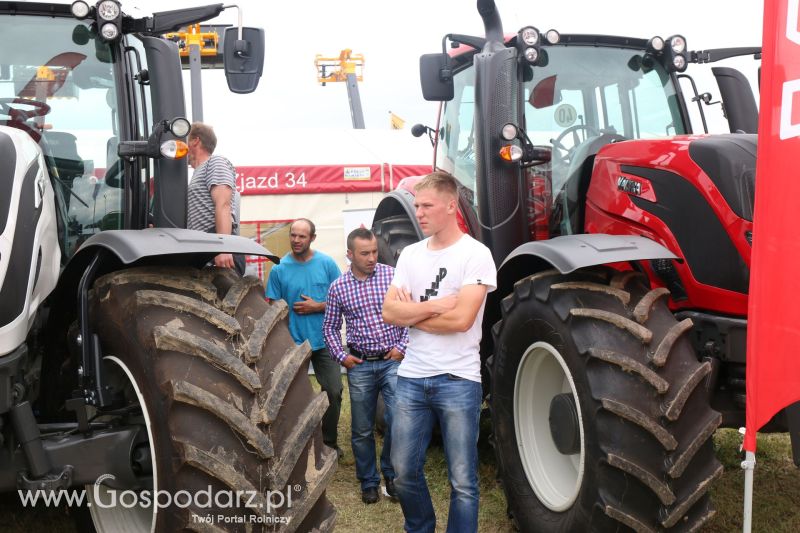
[0,13,127,258]
[0,1,264,260]
[433,34,692,240]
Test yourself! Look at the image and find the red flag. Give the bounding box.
[744,0,800,451]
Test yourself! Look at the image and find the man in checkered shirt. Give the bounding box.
[322,227,408,504]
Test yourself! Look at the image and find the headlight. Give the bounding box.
[672,55,687,71]
[520,27,539,46]
[524,47,539,63]
[70,0,90,19]
[545,29,560,45]
[670,35,686,54]
[170,117,191,138]
[648,36,665,52]
[100,22,119,40]
[501,123,519,141]
[97,0,120,21]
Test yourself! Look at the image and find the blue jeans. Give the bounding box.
[347,359,400,490]
[391,374,482,533]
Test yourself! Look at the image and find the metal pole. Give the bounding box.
[345,72,365,129]
[189,43,203,122]
[742,450,755,533]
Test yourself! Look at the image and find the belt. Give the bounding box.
[348,347,387,361]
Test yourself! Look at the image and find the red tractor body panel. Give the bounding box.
[584,136,753,317]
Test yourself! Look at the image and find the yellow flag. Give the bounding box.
[389,111,405,130]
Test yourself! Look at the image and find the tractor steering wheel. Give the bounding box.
[550,124,601,164]
[0,98,52,121]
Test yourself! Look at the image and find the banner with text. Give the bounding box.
[235,164,432,195]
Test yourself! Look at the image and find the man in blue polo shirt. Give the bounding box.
[266,218,343,456]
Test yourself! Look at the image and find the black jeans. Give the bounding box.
[311,348,344,450]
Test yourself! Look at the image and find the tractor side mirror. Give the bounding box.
[223,27,265,94]
[420,53,454,101]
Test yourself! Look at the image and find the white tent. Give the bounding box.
[214,128,432,279]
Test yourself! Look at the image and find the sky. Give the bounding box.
[121,0,764,135]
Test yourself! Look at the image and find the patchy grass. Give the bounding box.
[705,429,800,533]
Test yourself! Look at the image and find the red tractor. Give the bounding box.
[373,0,797,531]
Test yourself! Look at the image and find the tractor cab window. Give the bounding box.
[0,15,124,259]
[522,45,686,235]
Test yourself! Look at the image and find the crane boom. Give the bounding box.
[315,49,366,128]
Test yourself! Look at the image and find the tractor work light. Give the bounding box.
[501,123,519,141]
[95,0,122,42]
[664,34,688,72]
[545,29,560,45]
[160,140,189,159]
[100,22,119,40]
[499,144,523,162]
[70,0,91,19]
[669,35,686,54]
[647,36,665,53]
[97,0,120,21]
[520,27,540,46]
[518,26,543,65]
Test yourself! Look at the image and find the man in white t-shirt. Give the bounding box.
[383,171,496,533]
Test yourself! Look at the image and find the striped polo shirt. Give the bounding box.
[187,154,240,233]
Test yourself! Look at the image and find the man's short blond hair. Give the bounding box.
[189,122,217,154]
[414,171,458,199]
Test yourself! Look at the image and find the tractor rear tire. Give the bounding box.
[88,266,336,532]
[489,268,721,532]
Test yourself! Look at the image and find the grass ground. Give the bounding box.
[0,378,796,532]
[326,379,800,533]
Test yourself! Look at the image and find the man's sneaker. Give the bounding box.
[384,478,398,500]
[361,486,379,504]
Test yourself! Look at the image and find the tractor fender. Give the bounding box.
[56,228,278,310]
[74,227,277,266]
[481,234,677,359]
[372,189,424,240]
[500,233,676,275]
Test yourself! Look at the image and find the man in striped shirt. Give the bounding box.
[187,122,244,275]
[323,228,408,504]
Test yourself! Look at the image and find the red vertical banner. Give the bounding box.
[744,0,800,451]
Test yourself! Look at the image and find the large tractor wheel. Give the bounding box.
[489,268,722,532]
[373,214,419,267]
[87,266,336,532]
[373,213,419,434]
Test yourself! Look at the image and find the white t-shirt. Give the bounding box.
[391,234,497,382]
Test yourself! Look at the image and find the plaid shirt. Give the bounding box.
[323,263,408,364]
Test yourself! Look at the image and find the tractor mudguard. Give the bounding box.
[75,227,277,266]
[500,234,677,275]
[55,228,278,317]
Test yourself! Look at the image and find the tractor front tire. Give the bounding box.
[490,268,721,532]
[88,266,336,532]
